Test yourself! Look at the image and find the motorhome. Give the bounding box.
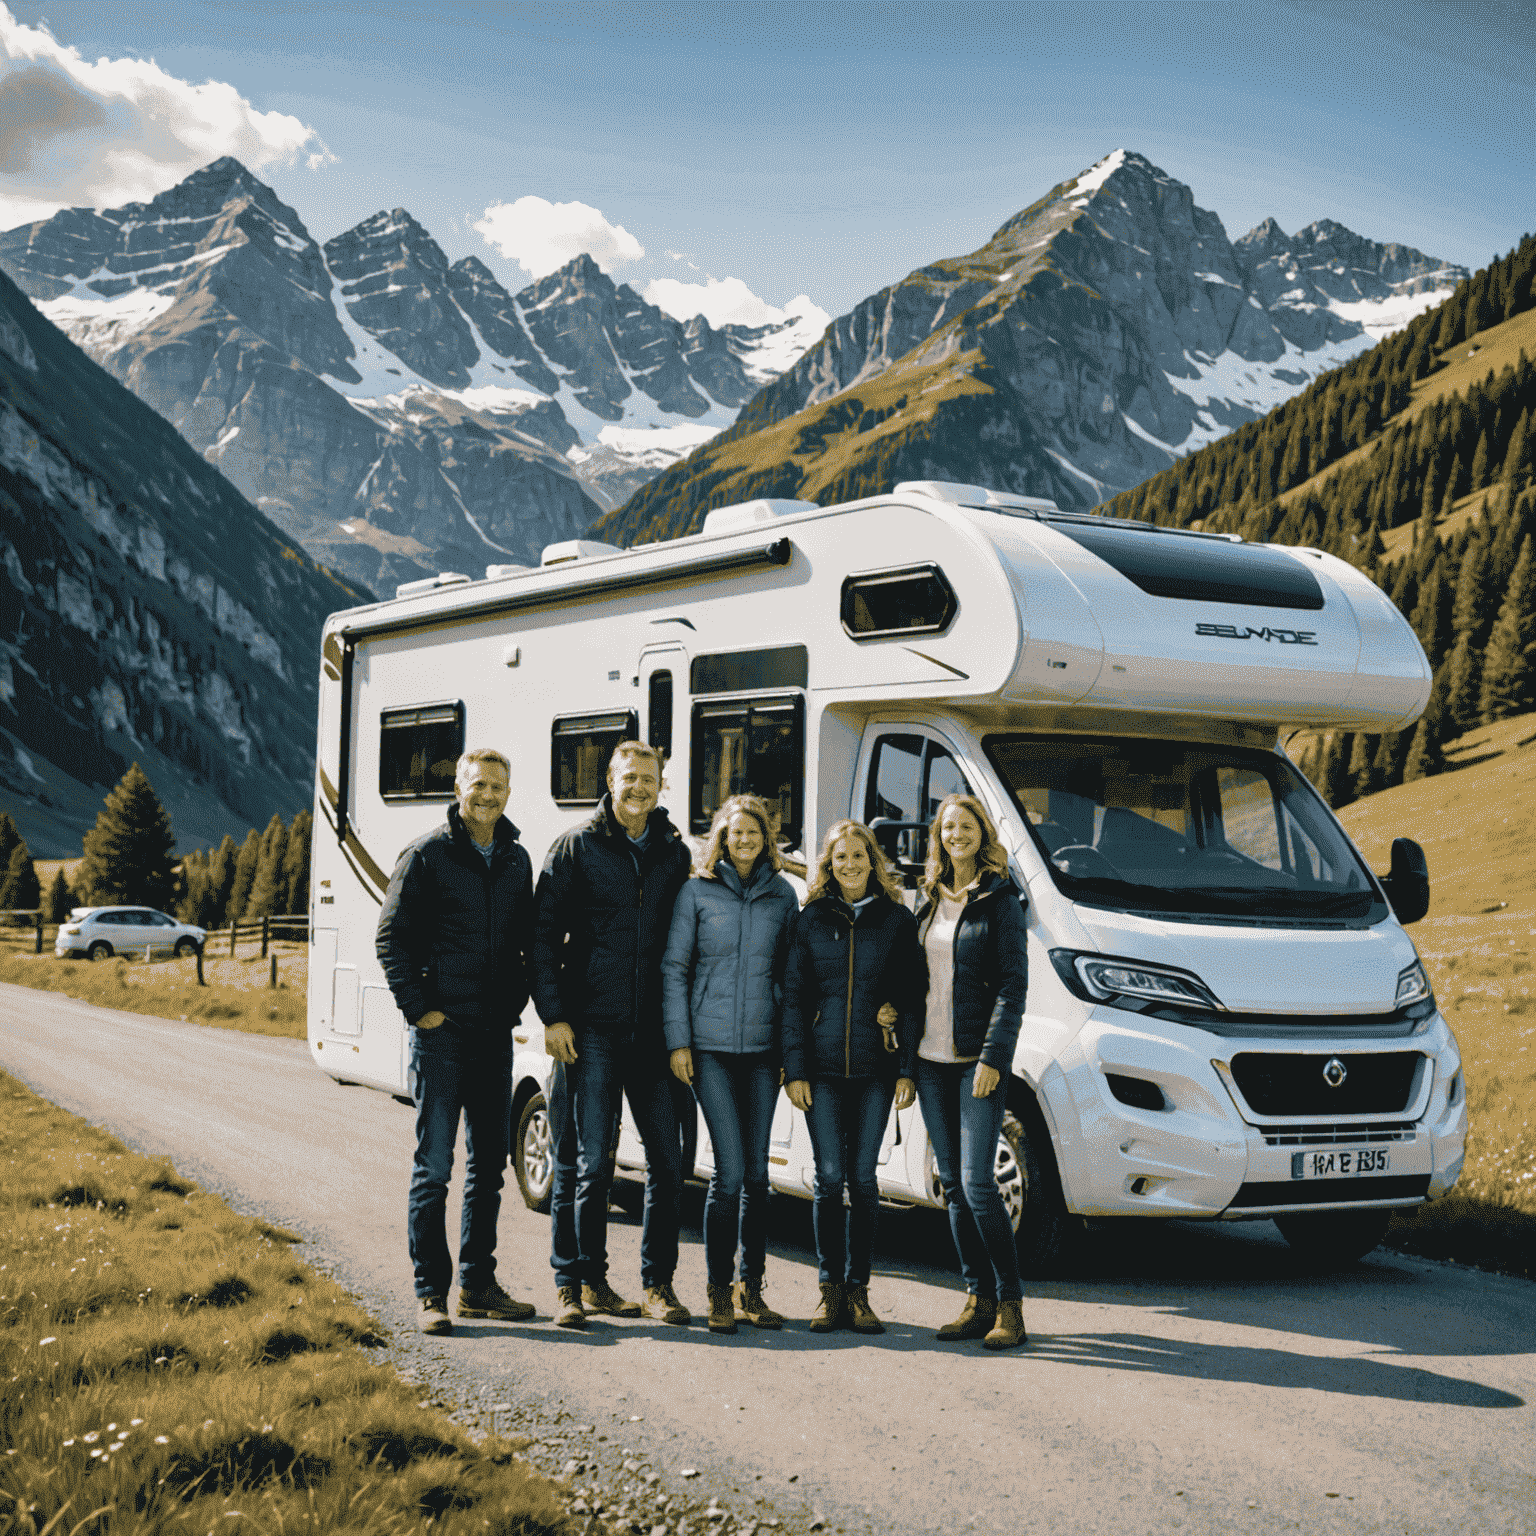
[307,479,1466,1268]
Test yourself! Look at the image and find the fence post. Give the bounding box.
[230,921,237,958]
[262,914,270,959]
[34,912,42,955]
[269,953,278,989]
[196,944,205,986]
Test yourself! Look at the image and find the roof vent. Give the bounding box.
[395,571,471,599]
[702,498,817,535]
[485,563,531,579]
[895,480,1060,514]
[541,539,621,566]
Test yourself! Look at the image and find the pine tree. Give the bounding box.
[1349,733,1382,800]
[280,811,312,915]
[1321,733,1355,807]
[76,764,177,909]
[1470,430,1491,491]
[226,829,262,925]
[1452,533,1497,646]
[1370,731,1400,792]
[45,868,74,923]
[244,814,290,920]
[206,835,237,929]
[1505,407,1533,494]
[1411,567,1454,670]
[0,812,20,874]
[1444,632,1482,734]
[1479,535,1536,721]
[175,849,211,926]
[1403,695,1448,780]
[0,843,40,916]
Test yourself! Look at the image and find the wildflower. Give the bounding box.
[38,1337,56,1346]
[83,1432,99,1443]
[154,1436,169,1445]
[131,1418,144,1426]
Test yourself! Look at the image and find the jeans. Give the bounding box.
[548,1030,685,1291]
[916,1058,1023,1302]
[692,1050,777,1287]
[804,1075,895,1286]
[408,1028,511,1299]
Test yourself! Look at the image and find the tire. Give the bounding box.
[1274,1209,1392,1267]
[87,941,113,962]
[514,1092,554,1213]
[1008,1102,1086,1277]
[174,937,198,958]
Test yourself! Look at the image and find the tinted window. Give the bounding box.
[692,696,804,849]
[648,671,673,759]
[863,734,973,872]
[842,564,958,637]
[1049,522,1324,611]
[552,711,639,805]
[380,702,465,799]
[691,646,808,694]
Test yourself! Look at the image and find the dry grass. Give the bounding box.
[0,943,308,1040]
[0,1071,568,1536]
[1334,711,1536,1276]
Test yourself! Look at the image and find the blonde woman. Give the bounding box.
[661,795,799,1333]
[913,793,1029,1349]
[781,820,923,1334]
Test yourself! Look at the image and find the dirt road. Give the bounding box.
[3,982,1532,1535]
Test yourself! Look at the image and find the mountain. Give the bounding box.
[593,150,1466,547]
[0,160,827,593]
[0,261,369,857]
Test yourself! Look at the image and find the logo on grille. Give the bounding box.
[1322,1056,1348,1089]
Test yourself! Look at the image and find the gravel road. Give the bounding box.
[3,982,1533,1536]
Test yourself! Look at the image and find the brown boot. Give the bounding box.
[706,1283,738,1334]
[641,1282,691,1325]
[554,1286,587,1330]
[582,1279,641,1317]
[844,1284,885,1335]
[733,1278,784,1330]
[937,1293,996,1341]
[808,1282,845,1332]
[983,1298,1027,1350]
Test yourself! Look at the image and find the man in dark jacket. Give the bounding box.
[532,741,693,1329]
[377,747,537,1335]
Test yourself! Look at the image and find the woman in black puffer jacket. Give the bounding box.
[913,793,1029,1351]
[782,820,923,1335]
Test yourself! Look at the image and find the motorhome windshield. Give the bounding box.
[986,735,1387,926]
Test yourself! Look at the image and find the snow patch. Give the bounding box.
[1121,412,1178,455]
[1194,271,1240,288]
[1328,287,1456,341]
[1071,150,1128,201]
[595,421,724,465]
[41,284,179,348]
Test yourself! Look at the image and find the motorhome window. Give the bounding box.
[552,710,640,805]
[691,696,803,849]
[648,672,673,760]
[691,646,808,694]
[985,734,1384,925]
[865,734,974,867]
[379,702,465,800]
[841,565,958,638]
[1049,522,1325,611]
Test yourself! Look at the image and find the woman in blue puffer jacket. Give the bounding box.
[662,794,799,1334]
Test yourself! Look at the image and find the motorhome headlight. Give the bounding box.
[1051,950,1225,1012]
[1395,961,1433,1009]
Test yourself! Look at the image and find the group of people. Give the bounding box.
[375,739,1030,1350]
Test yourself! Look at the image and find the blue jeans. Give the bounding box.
[407,1028,511,1299]
[916,1059,1023,1302]
[692,1050,777,1287]
[548,1031,685,1291]
[804,1075,895,1286]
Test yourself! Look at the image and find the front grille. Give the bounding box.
[1229,1052,1421,1116]
[1229,1175,1429,1208]
[1261,1120,1416,1147]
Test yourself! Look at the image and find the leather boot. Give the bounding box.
[808,1281,845,1333]
[733,1278,784,1330]
[554,1286,587,1331]
[937,1293,996,1341]
[983,1298,1027,1350]
[844,1284,885,1334]
[706,1283,738,1334]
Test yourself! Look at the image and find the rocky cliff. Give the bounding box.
[595,150,1465,546]
[0,262,368,856]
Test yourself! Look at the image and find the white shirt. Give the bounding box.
[920,881,980,1065]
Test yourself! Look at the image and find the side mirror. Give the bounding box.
[868,817,928,889]
[1379,837,1430,925]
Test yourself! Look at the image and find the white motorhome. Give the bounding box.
[307,479,1466,1268]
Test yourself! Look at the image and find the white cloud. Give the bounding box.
[644,274,823,330]
[473,196,643,279]
[0,5,333,229]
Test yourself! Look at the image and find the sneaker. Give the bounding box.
[582,1279,642,1317]
[641,1281,691,1325]
[456,1283,537,1321]
[555,1286,587,1330]
[417,1295,452,1335]
[808,1281,845,1333]
[706,1283,738,1334]
[844,1283,885,1334]
[733,1278,784,1330]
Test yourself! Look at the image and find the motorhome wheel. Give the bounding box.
[1013,1099,1085,1278]
[515,1092,553,1213]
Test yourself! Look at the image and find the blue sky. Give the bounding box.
[2,1,1530,321]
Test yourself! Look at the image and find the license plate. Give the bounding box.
[1291,1148,1390,1179]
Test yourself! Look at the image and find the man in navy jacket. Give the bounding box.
[532,741,693,1329]
[377,747,538,1334]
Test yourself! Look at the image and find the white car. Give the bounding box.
[55,906,206,961]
